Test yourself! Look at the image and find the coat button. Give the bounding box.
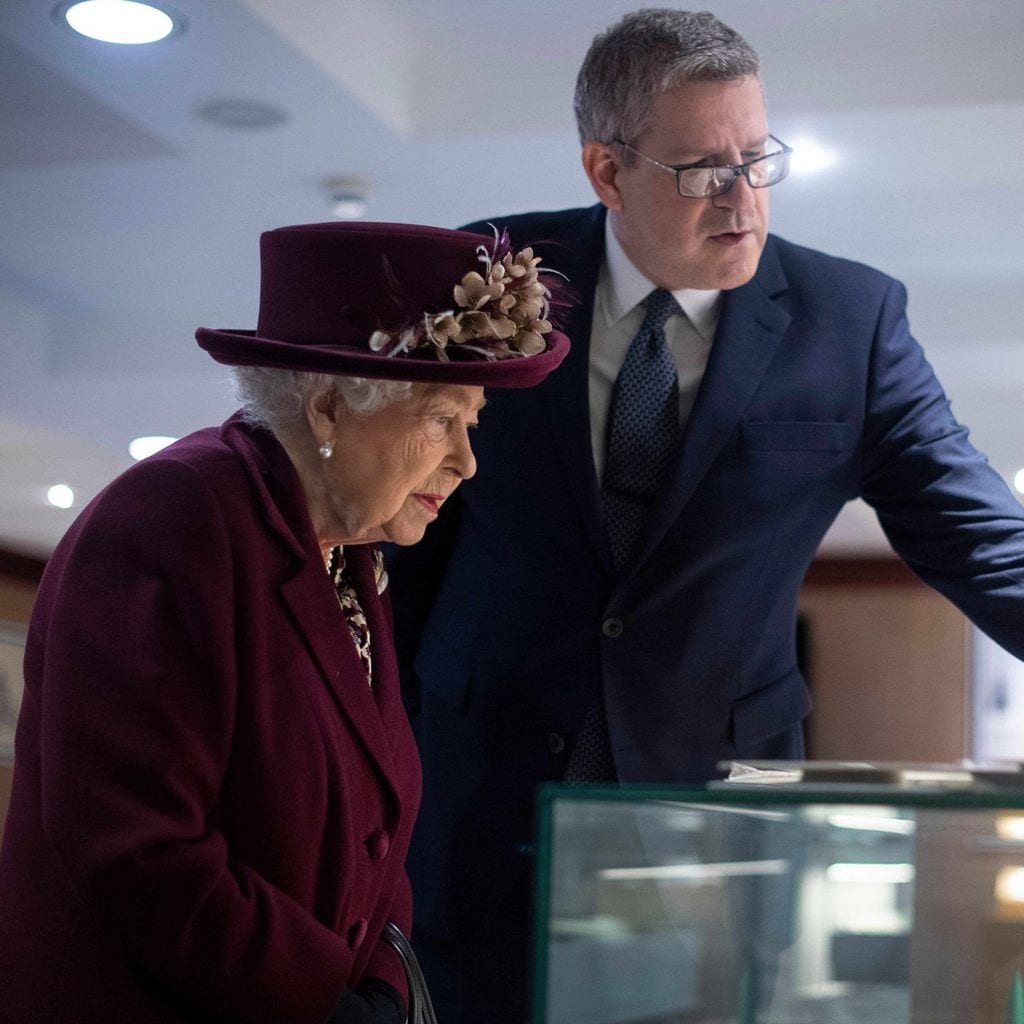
[547,732,565,754]
[347,918,368,948]
[366,828,390,860]
[602,617,623,638]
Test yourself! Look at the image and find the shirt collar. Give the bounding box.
[601,216,721,342]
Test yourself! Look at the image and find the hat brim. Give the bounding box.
[196,327,569,388]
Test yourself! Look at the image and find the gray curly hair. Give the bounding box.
[231,366,413,437]
[574,9,760,152]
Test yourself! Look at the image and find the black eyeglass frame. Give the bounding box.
[611,134,794,198]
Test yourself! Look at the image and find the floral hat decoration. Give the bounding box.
[196,221,571,388]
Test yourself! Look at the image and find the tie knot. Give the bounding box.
[640,288,679,333]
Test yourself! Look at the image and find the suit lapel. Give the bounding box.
[539,205,616,572]
[627,240,792,572]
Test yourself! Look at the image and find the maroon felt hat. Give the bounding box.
[196,221,570,388]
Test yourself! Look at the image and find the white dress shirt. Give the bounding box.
[589,217,722,479]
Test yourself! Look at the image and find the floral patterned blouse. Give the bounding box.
[326,546,373,685]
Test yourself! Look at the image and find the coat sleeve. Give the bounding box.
[860,278,1024,657]
[32,458,351,1024]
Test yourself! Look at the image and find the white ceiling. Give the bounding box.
[1,0,1022,559]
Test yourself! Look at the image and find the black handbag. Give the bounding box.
[382,922,439,1024]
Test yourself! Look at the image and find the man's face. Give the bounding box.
[594,75,771,291]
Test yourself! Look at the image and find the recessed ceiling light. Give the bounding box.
[324,176,371,220]
[55,1,183,46]
[46,484,75,509]
[329,195,369,220]
[195,99,289,131]
[129,435,177,460]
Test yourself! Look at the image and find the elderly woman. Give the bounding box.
[0,222,568,1023]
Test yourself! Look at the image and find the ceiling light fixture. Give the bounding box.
[1014,468,1024,496]
[46,484,75,510]
[55,1,183,45]
[129,436,177,460]
[324,176,371,220]
[195,99,289,131]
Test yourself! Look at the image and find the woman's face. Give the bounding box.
[318,383,485,547]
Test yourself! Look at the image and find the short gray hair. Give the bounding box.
[574,9,760,148]
[231,366,413,436]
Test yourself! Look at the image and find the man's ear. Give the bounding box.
[581,141,625,211]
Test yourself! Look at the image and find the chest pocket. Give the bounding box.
[741,421,853,452]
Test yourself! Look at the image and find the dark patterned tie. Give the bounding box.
[601,287,682,567]
[565,288,681,782]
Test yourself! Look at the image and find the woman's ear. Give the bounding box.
[305,383,339,443]
[581,142,624,211]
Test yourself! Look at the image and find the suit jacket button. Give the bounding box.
[547,732,566,754]
[347,918,368,948]
[602,617,623,638]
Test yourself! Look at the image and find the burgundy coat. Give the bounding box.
[0,415,421,1023]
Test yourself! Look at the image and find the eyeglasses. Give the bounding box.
[612,134,793,198]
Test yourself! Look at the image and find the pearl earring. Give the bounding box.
[318,440,334,460]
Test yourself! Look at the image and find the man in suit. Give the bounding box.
[388,9,1024,1024]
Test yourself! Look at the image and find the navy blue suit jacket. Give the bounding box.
[388,203,1024,1006]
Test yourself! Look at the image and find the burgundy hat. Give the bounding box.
[196,221,570,388]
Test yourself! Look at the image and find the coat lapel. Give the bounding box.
[222,418,402,801]
[278,563,399,792]
[627,239,792,573]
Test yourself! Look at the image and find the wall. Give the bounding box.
[800,559,969,762]
[0,574,36,624]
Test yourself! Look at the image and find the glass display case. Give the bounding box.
[533,768,1024,1024]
